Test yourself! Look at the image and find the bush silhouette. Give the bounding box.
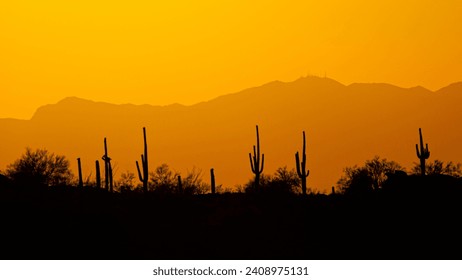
[411,160,462,177]
[337,156,404,194]
[6,148,73,187]
[148,163,179,193]
[245,167,301,194]
[180,167,208,194]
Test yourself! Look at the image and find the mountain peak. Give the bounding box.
[436,82,462,94]
[58,96,92,104]
[408,86,432,94]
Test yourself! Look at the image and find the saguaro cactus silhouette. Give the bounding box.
[249,125,264,189]
[295,131,309,195]
[95,160,101,189]
[102,138,113,192]
[77,158,83,188]
[416,128,430,176]
[136,127,149,193]
[210,168,216,194]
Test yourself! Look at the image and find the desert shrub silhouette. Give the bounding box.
[146,164,207,194]
[180,167,208,195]
[6,148,73,187]
[337,156,404,195]
[117,171,137,192]
[148,163,178,194]
[411,160,462,177]
[245,167,301,194]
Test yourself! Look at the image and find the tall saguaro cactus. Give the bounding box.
[136,127,149,193]
[416,128,430,176]
[77,158,83,188]
[295,131,310,195]
[102,137,113,192]
[249,125,264,189]
[210,168,216,194]
[95,160,101,189]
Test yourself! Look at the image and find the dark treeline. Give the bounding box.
[1,127,462,259]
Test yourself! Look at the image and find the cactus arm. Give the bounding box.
[249,152,255,172]
[136,160,143,182]
[296,152,302,177]
[260,154,264,174]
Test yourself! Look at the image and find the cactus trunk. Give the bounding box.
[102,137,112,192]
[108,162,113,192]
[210,168,216,194]
[77,158,83,188]
[95,160,101,189]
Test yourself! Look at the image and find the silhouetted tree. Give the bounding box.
[269,167,302,194]
[118,171,136,192]
[411,160,462,177]
[182,167,208,195]
[147,164,207,194]
[6,148,73,187]
[245,167,301,194]
[149,164,179,193]
[337,156,404,194]
[244,174,272,193]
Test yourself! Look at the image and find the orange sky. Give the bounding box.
[1,0,461,119]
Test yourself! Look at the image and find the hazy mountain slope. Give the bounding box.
[1,76,461,191]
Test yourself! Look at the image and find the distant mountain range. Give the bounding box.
[1,76,462,191]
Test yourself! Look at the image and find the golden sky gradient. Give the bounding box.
[1,0,461,119]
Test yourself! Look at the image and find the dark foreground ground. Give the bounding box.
[1,176,462,260]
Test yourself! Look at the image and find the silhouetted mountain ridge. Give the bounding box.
[28,77,462,122]
[1,76,462,190]
[436,81,462,95]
